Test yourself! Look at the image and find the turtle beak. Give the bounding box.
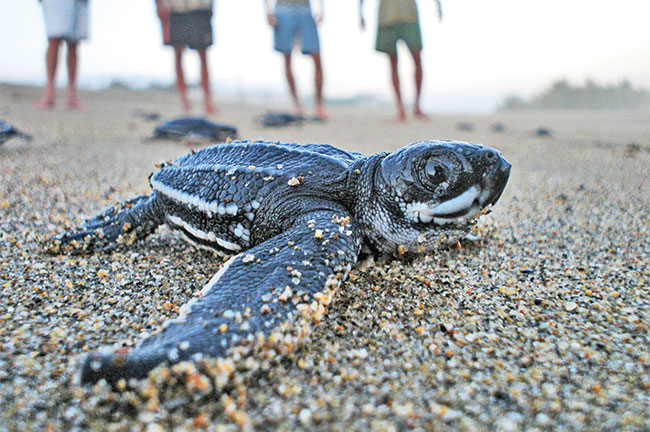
[483,154,511,207]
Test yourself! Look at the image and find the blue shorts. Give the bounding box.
[41,0,89,42]
[273,6,320,55]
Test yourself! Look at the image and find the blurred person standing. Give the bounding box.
[37,0,89,110]
[156,0,216,114]
[265,0,327,119]
[360,0,442,121]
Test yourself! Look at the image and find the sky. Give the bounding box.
[1,0,649,112]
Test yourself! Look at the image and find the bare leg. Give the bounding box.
[388,53,406,122]
[37,38,62,109]
[174,45,190,113]
[198,48,216,115]
[283,53,303,116]
[310,53,327,119]
[411,49,428,120]
[65,41,82,110]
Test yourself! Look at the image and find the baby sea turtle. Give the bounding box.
[534,127,553,137]
[257,112,325,128]
[0,120,32,145]
[48,139,511,384]
[491,122,506,133]
[257,112,305,127]
[456,121,474,132]
[151,117,238,142]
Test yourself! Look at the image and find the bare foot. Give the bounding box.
[395,109,407,122]
[315,106,328,120]
[181,97,191,114]
[36,96,56,110]
[65,96,83,110]
[205,101,217,115]
[414,107,429,120]
[65,87,84,110]
[294,102,305,118]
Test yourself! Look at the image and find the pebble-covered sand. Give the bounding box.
[1,83,648,431]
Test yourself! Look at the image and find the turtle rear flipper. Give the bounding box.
[47,194,163,254]
[14,129,33,141]
[0,121,32,144]
[80,205,362,385]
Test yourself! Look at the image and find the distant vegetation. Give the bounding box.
[500,79,650,110]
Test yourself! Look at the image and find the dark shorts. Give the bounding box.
[376,22,422,54]
[168,9,213,49]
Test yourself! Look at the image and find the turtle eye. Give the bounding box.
[424,159,449,185]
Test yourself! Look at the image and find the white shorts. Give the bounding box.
[41,0,89,42]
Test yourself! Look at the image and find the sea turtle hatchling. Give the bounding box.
[257,112,306,127]
[257,112,327,128]
[0,119,33,145]
[48,139,511,384]
[150,117,238,143]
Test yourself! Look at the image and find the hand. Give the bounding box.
[360,16,365,31]
[315,13,323,25]
[267,13,277,27]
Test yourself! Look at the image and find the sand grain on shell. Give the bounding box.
[0,84,649,431]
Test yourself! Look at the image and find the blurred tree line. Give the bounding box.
[500,79,650,110]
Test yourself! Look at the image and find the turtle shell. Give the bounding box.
[153,117,238,142]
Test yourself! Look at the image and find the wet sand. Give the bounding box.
[1,83,648,431]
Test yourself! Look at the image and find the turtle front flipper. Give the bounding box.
[47,194,163,254]
[81,205,362,385]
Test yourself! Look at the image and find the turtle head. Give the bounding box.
[360,140,511,256]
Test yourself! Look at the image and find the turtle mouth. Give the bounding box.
[406,185,503,226]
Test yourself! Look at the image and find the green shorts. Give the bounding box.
[375,22,422,54]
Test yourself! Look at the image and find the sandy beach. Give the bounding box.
[1,83,648,431]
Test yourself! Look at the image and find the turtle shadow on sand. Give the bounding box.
[46,139,511,386]
[133,109,161,122]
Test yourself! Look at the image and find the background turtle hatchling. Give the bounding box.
[150,117,238,143]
